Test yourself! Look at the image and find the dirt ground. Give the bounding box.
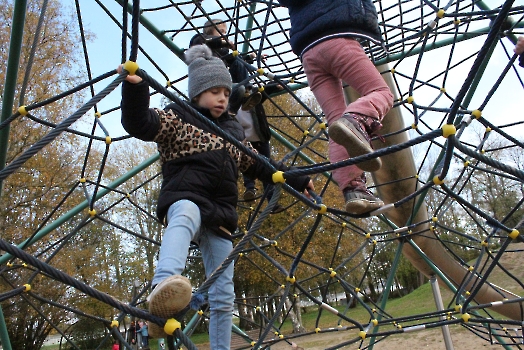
[197,325,514,349]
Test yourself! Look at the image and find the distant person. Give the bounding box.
[276,0,394,215]
[140,321,149,348]
[118,44,313,349]
[112,340,120,350]
[189,19,263,114]
[514,36,524,55]
[515,36,524,68]
[135,320,142,348]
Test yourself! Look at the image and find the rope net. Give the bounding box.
[1,0,523,349]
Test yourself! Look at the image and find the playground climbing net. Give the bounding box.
[1,0,524,349]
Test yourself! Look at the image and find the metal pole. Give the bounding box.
[0,0,28,197]
[430,275,455,350]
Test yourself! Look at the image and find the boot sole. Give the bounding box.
[329,119,382,172]
[345,198,384,215]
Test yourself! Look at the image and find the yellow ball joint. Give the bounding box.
[18,106,28,116]
[286,275,296,284]
[317,204,327,214]
[164,318,181,335]
[24,284,31,292]
[110,320,119,328]
[123,60,139,76]
[272,171,285,184]
[358,330,367,339]
[441,124,456,138]
[509,229,520,240]
[471,109,482,119]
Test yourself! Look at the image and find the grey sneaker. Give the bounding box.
[343,177,384,215]
[243,188,256,202]
[329,114,382,172]
[241,91,262,111]
[147,275,192,338]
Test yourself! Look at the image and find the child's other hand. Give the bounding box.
[117,64,143,84]
[304,180,315,199]
[514,36,524,55]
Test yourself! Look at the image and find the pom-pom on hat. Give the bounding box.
[185,44,232,100]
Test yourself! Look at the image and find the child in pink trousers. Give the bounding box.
[277,0,394,215]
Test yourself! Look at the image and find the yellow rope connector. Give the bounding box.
[481,240,488,247]
[365,233,371,239]
[258,86,264,92]
[468,266,474,271]
[317,204,327,214]
[406,96,414,104]
[471,109,482,119]
[454,304,462,312]
[18,106,28,116]
[372,239,377,245]
[509,229,520,240]
[24,284,31,292]
[271,240,278,247]
[315,327,321,333]
[397,324,402,329]
[319,123,326,129]
[440,87,446,93]
[330,270,337,278]
[95,112,102,118]
[461,313,471,322]
[437,9,445,18]
[441,124,456,138]
[22,263,27,268]
[465,291,470,296]
[433,175,445,185]
[105,136,112,145]
[372,308,376,313]
[272,171,285,183]
[390,68,395,73]
[164,318,181,335]
[166,80,172,87]
[126,193,131,198]
[123,60,139,76]
[358,330,367,339]
[432,216,438,222]
[88,209,97,217]
[411,123,418,129]
[485,127,491,133]
[464,161,470,167]
[80,178,86,183]
[198,310,204,315]
[372,319,378,326]
[256,306,261,311]
[286,275,296,284]
[257,68,265,75]
[279,334,284,339]
[251,341,256,347]
[281,284,285,289]
[293,294,298,298]
[111,320,119,328]
[355,287,360,293]
[454,19,461,25]
[232,50,239,57]
[239,252,244,257]
[303,130,309,136]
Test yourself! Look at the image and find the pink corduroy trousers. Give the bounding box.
[302,37,393,191]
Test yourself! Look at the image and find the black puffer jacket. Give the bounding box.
[121,81,310,239]
[277,0,382,57]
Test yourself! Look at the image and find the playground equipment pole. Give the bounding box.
[0,1,28,348]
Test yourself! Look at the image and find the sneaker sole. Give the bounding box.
[345,198,384,215]
[148,275,192,325]
[243,191,256,202]
[329,119,382,172]
[241,93,262,111]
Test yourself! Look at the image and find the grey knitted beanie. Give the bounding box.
[185,44,232,100]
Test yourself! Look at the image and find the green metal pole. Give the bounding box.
[0,0,28,347]
[0,0,28,199]
[368,240,405,349]
[0,304,11,350]
[0,154,159,265]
